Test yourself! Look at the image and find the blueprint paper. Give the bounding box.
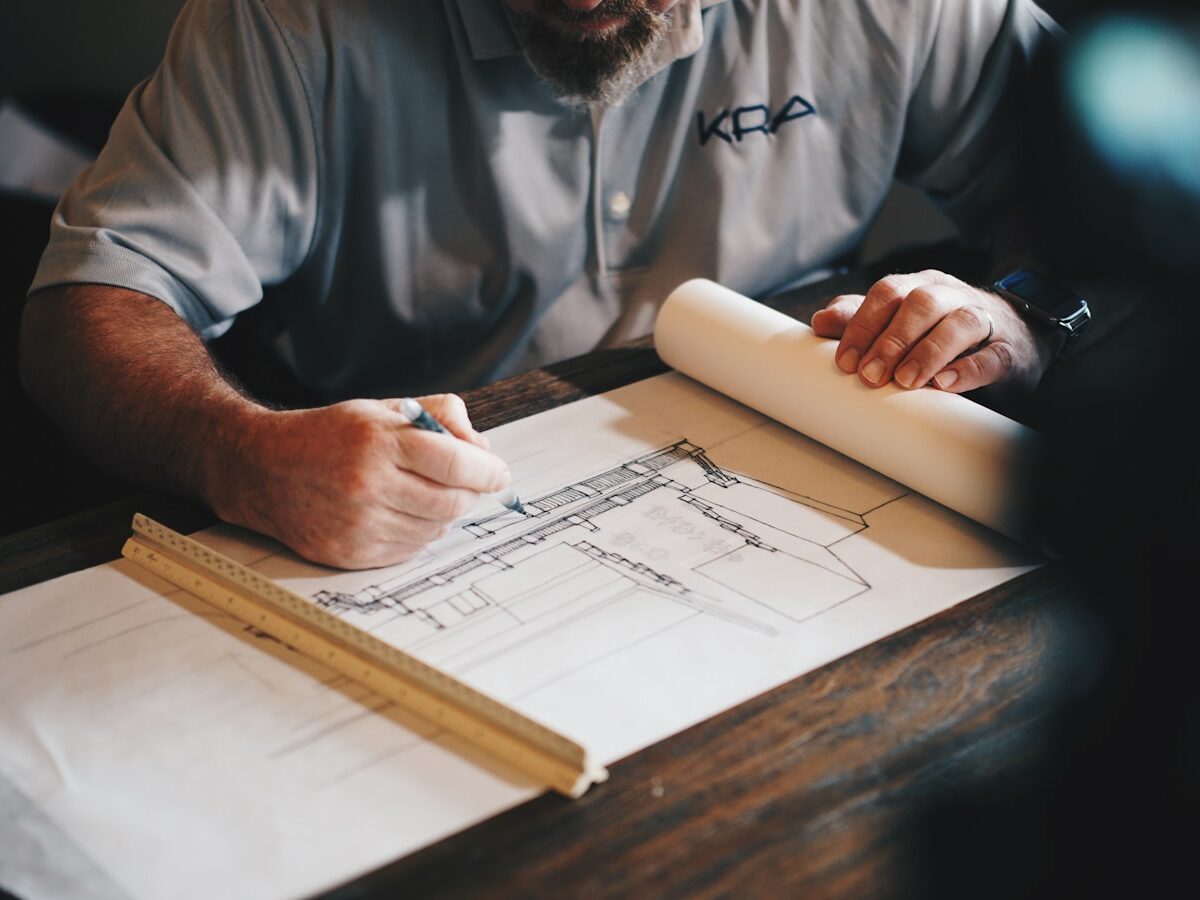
[0,364,1039,899]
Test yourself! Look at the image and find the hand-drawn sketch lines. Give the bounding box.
[314,438,907,693]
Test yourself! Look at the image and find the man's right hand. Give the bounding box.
[20,285,510,571]
[212,394,512,569]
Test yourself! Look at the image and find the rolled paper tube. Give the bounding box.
[653,279,1041,545]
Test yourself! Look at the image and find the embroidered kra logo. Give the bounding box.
[697,95,816,145]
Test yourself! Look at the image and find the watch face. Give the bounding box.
[997,270,1089,325]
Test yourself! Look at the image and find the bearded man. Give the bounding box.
[21,0,1069,568]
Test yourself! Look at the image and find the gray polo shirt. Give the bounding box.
[30,0,1056,400]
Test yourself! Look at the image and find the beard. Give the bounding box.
[507,0,672,109]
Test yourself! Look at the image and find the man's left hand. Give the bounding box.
[811,270,1055,392]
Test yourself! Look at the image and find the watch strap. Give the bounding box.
[991,269,1092,358]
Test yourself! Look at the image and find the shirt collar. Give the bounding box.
[455,0,729,62]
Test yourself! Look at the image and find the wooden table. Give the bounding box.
[0,269,1085,898]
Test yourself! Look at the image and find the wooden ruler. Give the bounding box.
[121,513,608,798]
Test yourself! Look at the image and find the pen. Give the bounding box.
[398,397,526,515]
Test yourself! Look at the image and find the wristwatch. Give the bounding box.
[990,269,1092,357]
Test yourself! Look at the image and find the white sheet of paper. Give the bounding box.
[0,293,1041,900]
[655,279,1042,542]
[0,100,94,202]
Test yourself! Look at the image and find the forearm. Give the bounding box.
[18,284,265,506]
[19,284,512,569]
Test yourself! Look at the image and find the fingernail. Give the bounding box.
[861,357,886,384]
[934,369,959,390]
[837,347,860,373]
[895,360,921,389]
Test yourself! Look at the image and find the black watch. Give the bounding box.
[991,269,1092,357]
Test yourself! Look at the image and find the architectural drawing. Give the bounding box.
[314,439,898,686]
[0,369,1035,900]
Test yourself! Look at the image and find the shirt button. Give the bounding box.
[607,191,632,222]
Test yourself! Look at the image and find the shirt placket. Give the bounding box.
[590,105,639,279]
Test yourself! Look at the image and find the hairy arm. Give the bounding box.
[19,285,511,568]
[20,285,253,501]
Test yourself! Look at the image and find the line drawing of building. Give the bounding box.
[313,440,894,691]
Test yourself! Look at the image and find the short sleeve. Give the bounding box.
[28,0,319,339]
[897,0,1061,240]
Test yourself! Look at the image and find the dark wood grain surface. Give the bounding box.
[0,264,1081,898]
[331,567,1075,900]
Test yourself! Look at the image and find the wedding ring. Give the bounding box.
[971,309,994,352]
